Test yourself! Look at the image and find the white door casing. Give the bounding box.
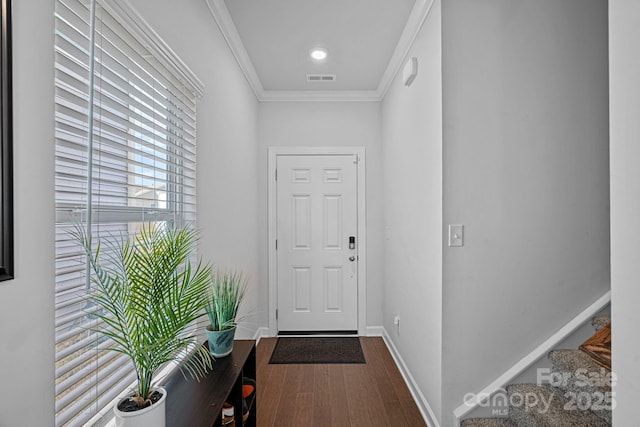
[268,147,366,335]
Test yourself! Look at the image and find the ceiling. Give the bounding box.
[205,0,433,101]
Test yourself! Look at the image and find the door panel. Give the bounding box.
[276,154,358,332]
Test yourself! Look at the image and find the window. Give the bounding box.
[54,1,203,425]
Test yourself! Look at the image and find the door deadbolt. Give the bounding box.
[349,236,356,250]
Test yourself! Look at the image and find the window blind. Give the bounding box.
[54,1,201,425]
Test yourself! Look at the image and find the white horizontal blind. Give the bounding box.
[54,0,198,425]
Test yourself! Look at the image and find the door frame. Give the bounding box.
[268,146,367,336]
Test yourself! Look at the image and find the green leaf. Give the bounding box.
[74,222,214,406]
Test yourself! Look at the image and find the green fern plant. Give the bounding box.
[205,271,247,331]
[76,223,214,409]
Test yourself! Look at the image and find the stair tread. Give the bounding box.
[461,418,515,427]
[548,349,611,375]
[548,349,612,394]
[507,384,610,427]
[547,349,613,423]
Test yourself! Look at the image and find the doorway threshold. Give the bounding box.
[278,330,358,336]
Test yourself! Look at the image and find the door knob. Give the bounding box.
[349,256,356,262]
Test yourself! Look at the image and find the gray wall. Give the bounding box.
[441,0,610,424]
[609,0,640,424]
[257,101,384,330]
[0,2,56,425]
[381,0,443,422]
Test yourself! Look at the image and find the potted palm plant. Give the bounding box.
[205,270,247,357]
[76,223,214,427]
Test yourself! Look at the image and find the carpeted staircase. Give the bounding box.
[461,316,612,427]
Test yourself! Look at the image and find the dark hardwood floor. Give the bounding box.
[255,336,428,426]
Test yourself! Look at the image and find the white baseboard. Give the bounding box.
[366,326,384,336]
[253,327,270,344]
[382,329,441,427]
[452,290,611,427]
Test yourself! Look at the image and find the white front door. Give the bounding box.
[276,154,359,332]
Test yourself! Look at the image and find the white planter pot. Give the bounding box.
[114,386,166,427]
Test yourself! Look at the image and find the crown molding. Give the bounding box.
[259,90,381,102]
[204,0,435,102]
[203,0,264,97]
[376,0,436,98]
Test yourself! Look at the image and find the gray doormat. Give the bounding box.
[268,336,366,364]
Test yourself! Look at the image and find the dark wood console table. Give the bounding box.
[164,340,256,427]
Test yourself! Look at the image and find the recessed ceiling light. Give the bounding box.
[310,48,328,61]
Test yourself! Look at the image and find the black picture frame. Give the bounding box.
[0,0,13,282]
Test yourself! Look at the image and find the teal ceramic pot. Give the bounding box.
[206,325,236,357]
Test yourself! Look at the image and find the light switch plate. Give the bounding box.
[448,224,464,247]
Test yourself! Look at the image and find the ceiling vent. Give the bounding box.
[307,74,336,82]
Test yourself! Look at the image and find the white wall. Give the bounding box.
[257,101,383,329]
[0,2,56,426]
[381,0,442,423]
[129,0,261,338]
[441,0,610,424]
[609,1,640,424]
